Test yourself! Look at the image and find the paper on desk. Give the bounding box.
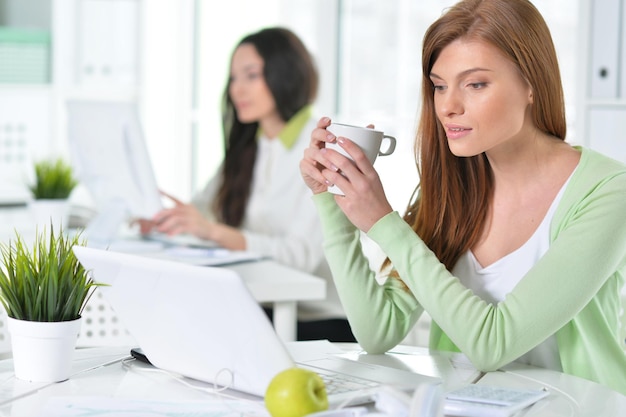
[40,396,269,417]
[157,246,265,266]
[99,241,265,267]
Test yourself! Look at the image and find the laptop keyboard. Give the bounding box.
[445,384,548,407]
[317,371,379,395]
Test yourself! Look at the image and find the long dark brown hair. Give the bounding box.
[385,0,566,278]
[214,27,318,226]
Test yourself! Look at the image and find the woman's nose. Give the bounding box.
[229,80,244,98]
[438,89,464,117]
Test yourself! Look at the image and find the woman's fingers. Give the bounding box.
[300,147,333,193]
[159,190,184,206]
[319,135,383,197]
[322,137,373,176]
[300,116,341,193]
[311,117,335,148]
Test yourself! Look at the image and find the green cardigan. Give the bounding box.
[313,147,626,395]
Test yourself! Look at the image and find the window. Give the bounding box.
[192,0,337,198]
[183,0,578,210]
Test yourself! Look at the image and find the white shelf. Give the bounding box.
[0,84,51,92]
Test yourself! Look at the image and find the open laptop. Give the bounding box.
[73,245,441,405]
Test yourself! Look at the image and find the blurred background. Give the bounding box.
[0,0,580,213]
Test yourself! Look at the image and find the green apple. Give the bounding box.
[265,367,329,417]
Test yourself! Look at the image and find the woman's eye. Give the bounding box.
[468,82,487,89]
[432,84,446,91]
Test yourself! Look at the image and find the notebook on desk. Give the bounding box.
[72,246,441,405]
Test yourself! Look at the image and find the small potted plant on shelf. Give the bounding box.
[0,225,101,382]
[28,157,78,228]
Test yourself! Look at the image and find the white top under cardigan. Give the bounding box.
[191,117,345,321]
[452,173,574,371]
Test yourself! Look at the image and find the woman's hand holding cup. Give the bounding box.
[324,122,396,195]
[299,117,395,232]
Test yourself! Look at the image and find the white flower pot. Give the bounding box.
[7,317,81,382]
[28,199,70,230]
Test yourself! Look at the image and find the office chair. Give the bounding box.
[0,308,10,355]
[76,289,137,347]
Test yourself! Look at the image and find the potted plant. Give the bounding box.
[28,157,78,228]
[0,225,101,382]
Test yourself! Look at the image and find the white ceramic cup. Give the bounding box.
[325,122,396,195]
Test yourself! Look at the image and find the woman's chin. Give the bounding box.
[236,112,258,124]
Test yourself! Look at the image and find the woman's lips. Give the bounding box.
[445,124,472,139]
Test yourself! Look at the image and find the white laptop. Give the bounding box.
[73,246,441,405]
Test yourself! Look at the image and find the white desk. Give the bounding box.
[0,344,624,416]
[227,260,326,342]
[0,206,326,343]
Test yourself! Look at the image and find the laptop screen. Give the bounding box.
[73,245,294,396]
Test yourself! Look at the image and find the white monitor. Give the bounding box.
[66,100,163,242]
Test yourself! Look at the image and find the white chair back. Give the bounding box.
[0,307,11,355]
[76,289,137,347]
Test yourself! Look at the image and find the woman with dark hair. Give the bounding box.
[145,27,353,341]
[300,0,626,394]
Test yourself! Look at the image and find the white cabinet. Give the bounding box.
[587,0,621,99]
[75,0,139,87]
[577,0,626,161]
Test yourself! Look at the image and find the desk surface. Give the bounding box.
[0,344,624,417]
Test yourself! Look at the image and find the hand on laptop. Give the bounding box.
[134,218,156,235]
[147,191,246,251]
[150,191,204,236]
[130,191,212,239]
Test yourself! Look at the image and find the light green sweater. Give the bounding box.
[313,147,626,395]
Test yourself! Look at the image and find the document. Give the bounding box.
[91,238,265,266]
[40,397,270,417]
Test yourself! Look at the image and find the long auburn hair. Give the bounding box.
[385,0,566,277]
[215,27,318,226]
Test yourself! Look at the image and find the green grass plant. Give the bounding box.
[0,226,101,322]
[29,158,78,200]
